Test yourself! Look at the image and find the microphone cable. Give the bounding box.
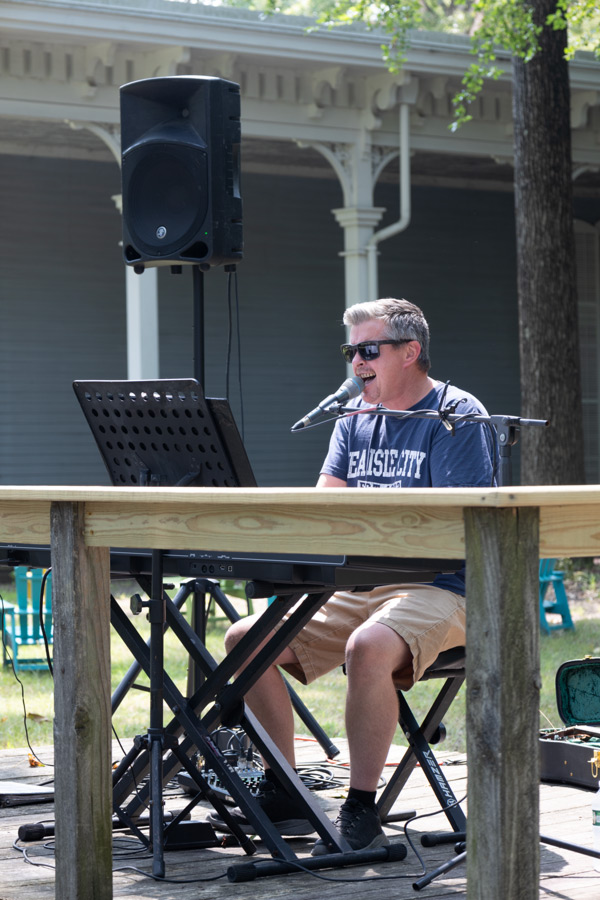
[225,265,245,442]
[38,569,53,677]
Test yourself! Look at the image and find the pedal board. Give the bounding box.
[177,727,264,804]
[178,765,264,803]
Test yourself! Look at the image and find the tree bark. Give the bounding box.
[512,0,585,485]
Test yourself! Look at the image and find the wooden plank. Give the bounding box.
[465,506,540,900]
[540,504,600,557]
[1,488,600,558]
[50,501,112,900]
[82,499,467,556]
[0,500,51,542]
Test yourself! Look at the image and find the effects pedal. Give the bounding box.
[177,727,264,804]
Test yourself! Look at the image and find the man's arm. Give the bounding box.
[317,473,347,488]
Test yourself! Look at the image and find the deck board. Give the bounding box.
[0,739,598,899]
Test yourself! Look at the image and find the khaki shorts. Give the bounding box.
[280,584,465,690]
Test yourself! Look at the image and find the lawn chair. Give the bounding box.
[1,566,53,672]
[539,558,574,634]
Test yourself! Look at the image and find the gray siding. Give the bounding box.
[0,155,124,485]
[377,184,520,420]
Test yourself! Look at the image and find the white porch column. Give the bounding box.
[125,267,160,379]
[298,139,385,312]
[331,206,386,307]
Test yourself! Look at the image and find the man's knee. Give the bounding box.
[345,623,410,675]
[224,615,256,655]
[346,628,380,670]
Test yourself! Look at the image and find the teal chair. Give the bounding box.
[539,559,574,634]
[2,567,53,671]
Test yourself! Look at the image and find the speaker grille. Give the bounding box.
[124,143,209,258]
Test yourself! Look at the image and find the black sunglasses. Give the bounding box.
[340,339,410,364]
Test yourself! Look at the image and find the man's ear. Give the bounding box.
[404,340,421,365]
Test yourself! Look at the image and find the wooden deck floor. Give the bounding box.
[1,738,599,900]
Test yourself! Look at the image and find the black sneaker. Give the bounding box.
[206,778,314,837]
[311,797,389,856]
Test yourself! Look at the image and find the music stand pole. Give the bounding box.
[147,548,167,877]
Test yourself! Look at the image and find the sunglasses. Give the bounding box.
[340,339,410,364]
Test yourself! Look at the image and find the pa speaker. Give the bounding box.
[120,75,242,269]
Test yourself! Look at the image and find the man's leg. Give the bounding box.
[344,620,411,791]
[311,620,409,856]
[224,615,300,768]
[207,616,314,836]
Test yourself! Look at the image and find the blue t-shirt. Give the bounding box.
[320,381,496,594]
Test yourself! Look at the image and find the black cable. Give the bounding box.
[236,854,423,884]
[483,419,500,486]
[296,765,348,791]
[401,791,468,876]
[233,268,245,441]
[224,267,245,443]
[226,268,233,402]
[13,781,468,886]
[38,569,53,676]
[112,864,228,883]
[12,838,56,871]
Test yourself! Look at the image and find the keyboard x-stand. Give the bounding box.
[108,560,435,880]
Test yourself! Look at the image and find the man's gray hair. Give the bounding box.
[343,298,431,373]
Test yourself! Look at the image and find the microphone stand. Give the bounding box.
[327,405,549,486]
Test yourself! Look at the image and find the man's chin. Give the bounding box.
[362,390,378,405]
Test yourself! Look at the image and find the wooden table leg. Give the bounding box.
[465,506,540,900]
[51,501,112,900]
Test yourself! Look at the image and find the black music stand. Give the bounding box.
[74,376,342,745]
[74,378,257,873]
[74,378,255,490]
[72,379,399,880]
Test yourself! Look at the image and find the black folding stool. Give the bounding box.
[377,417,540,847]
[377,646,467,840]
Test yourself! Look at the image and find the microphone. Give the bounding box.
[291,375,365,431]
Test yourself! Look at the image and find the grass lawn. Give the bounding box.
[1,568,600,758]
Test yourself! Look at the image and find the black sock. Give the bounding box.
[347,787,377,809]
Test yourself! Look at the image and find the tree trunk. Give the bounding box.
[512,0,585,485]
